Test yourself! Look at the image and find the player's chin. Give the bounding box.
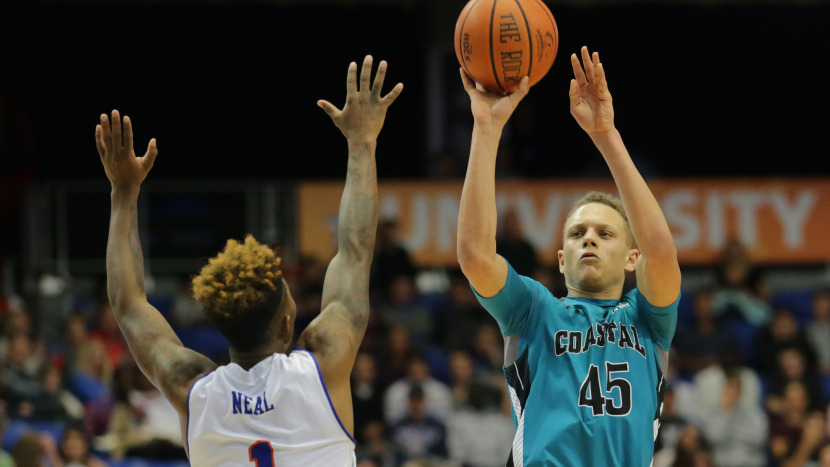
[576,269,605,286]
[576,262,602,276]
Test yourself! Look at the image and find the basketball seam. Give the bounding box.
[489,0,505,92]
[459,0,483,80]
[532,0,558,57]
[513,0,532,82]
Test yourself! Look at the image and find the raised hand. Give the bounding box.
[569,46,615,135]
[318,55,403,145]
[460,69,529,130]
[96,110,158,190]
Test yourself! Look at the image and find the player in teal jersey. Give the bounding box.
[456,47,682,466]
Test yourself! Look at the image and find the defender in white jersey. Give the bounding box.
[95,55,402,466]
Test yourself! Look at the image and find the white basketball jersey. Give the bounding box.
[187,349,356,467]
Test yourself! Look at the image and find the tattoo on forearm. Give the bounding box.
[309,145,377,355]
[338,147,378,256]
[127,205,146,294]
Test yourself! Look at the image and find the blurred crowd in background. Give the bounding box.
[2,0,830,465]
[1,215,830,467]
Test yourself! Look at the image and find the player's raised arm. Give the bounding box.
[97,111,216,414]
[569,47,680,307]
[456,71,529,297]
[298,56,402,382]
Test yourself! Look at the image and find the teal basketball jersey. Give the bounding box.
[474,261,678,467]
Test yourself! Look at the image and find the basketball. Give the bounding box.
[454,0,558,94]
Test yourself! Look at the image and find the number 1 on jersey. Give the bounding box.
[249,440,275,467]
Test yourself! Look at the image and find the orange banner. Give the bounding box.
[298,179,830,266]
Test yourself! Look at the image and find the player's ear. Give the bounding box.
[558,250,566,274]
[278,313,293,348]
[624,248,639,272]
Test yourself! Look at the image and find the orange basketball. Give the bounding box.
[454,0,558,94]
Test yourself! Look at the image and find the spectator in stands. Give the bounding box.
[59,425,106,467]
[355,420,393,467]
[69,340,112,405]
[447,350,475,409]
[11,432,61,467]
[96,363,136,459]
[10,433,44,467]
[379,274,434,345]
[357,302,385,356]
[352,352,384,445]
[768,381,824,464]
[496,208,538,277]
[712,239,771,326]
[807,287,830,375]
[670,426,714,467]
[691,346,762,418]
[441,272,485,351]
[60,314,87,379]
[700,372,767,467]
[30,366,83,422]
[767,347,826,414]
[446,382,514,467]
[662,349,696,423]
[0,405,13,467]
[389,384,448,464]
[105,365,186,460]
[820,444,830,467]
[84,360,138,440]
[356,457,381,467]
[384,354,452,425]
[377,325,414,387]
[755,307,817,374]
[0,309,32,360]
[652,386,690,467]
[1,333,42,418]
[470,324,505,380]
[673,290,733,374]
[371,219,415,293]
[87,302,126,370]
[777,412,827,467]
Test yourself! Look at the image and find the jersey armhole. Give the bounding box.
[296,349,357,445]
[185,370,215,457]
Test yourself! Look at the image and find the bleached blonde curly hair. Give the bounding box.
[192,235,284,351]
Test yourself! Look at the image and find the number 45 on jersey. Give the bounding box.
[578,362,632,416]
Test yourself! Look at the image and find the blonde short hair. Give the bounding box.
[565,191,634,247]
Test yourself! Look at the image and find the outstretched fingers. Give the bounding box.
[381,82,404,106]
[97,113,112,155]
[142,138,159,169]
[568,79,581,108]
[596,63,611,100]
[317,99,342,120]
[111,110,122,153]
[359,55,373,93]
[571,53,588,87]
[371,60,388,99]
[95,125,106,157]
[123,116,134,152]
[346,61,358,96]
[581,46,594,82]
